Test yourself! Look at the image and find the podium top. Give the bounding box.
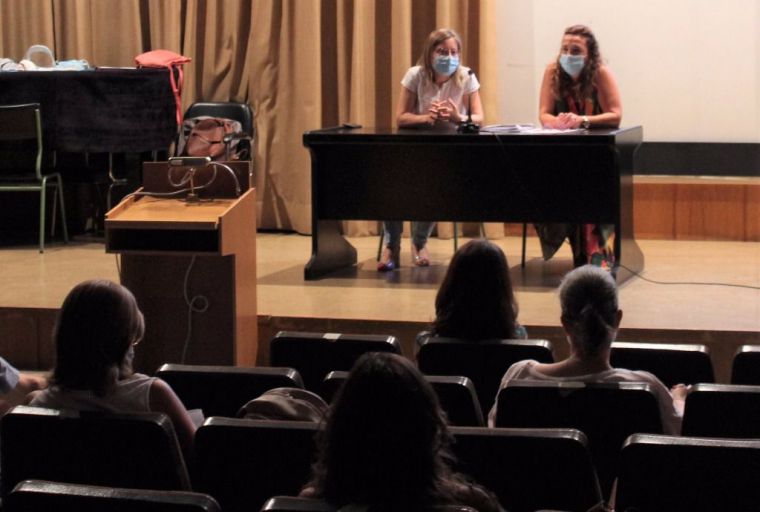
[106,196,238,231]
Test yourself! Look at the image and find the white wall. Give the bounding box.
[495,0,760,143]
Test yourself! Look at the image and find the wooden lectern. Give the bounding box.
[105,161,256,374]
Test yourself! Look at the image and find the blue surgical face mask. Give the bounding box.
[559,54,585,77]
[433,55,460,77]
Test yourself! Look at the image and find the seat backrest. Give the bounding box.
[731,345,760,384]
[321,371,484,427]
[417,337,554,415]
[261,496,336,512]
[682,383,760,437]
[0,406,190,497]
[494,381,662,498]
[184,102,254,137]
[156,364,303,417]
[0,103,42,177]
[194,418,319,512]
[5,480,220,512]
[610,341,714,387]
[449,426,602,512]
[615,434,760,512]
[270,331,401,392]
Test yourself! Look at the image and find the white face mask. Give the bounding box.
[560,54,585,77]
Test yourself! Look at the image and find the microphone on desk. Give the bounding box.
[457,68,480,134]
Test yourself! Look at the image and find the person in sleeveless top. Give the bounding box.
[301,352,503,512]
[28,280,197,460]
[536,24,622,269]
[378,28,484,271]
[488,265,686,435]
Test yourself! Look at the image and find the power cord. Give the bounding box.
[181,256,210,363]
[617,262,760,290]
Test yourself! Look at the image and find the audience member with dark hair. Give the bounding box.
[420,239,526,342]
[28,279,197,458]
[301,352,503,512]
[488,265,685,434]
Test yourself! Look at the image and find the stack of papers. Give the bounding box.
[481,124,583,134]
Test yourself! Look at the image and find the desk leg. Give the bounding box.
[615,234,645,283]
[304,220,358,280]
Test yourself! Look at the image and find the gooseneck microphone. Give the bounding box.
[457,68,480,134]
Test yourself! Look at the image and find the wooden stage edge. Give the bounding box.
[0,233,758,384]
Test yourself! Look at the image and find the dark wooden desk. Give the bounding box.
[0,68,176,153]
[302,126,643,280]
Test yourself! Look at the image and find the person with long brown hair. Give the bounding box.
[301,352,503,511]
[28,280,197,459]
[536,24,622,268]
[379,28,484,271]
[424,239,526,341]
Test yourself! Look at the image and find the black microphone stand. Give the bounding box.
[458,68,480,134]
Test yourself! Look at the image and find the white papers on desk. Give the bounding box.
[481,124,583,135]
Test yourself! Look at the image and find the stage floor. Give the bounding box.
[1,232,758,380]
[3,232,757,332]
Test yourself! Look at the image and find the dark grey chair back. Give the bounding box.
[417,336,553,415]
[731,345,760,384]
[610,341,714,387]
[194,418,319,512]
[156,363,303,417]
[682,383,760,437]
[5,480,219,512]
[321,371,484,426]
[0,406,190,498]
[270,331,401,391]
[494,381,662,499]
[450,426,602,512]
[615,434,760,511]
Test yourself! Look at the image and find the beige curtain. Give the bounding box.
[0,0,502,237]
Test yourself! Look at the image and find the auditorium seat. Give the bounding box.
[261,496,478,512]
[156,364,303,417]
[681,383,760,437]
[270,331,401,391]
[5,480,219,512]
[614,434,760,511]
[731,345,760,384]
[194,418,319,512]
[494,381,662,498]
[321,371,484,426]
[610,341,714,387]
[449,426,602,512]
[0,406,190,498]
[261,497,336,512]
[416,336,554,415]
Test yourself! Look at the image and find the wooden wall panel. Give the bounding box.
[746,185,760,241]
[674,184,746,240]
[634,183,676,239]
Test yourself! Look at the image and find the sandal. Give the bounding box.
[411,245,430,267]
[377,246,400,272]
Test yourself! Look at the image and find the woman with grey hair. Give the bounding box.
[488,265,686,434]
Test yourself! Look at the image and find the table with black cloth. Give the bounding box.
[302,125,644,281]
[0,68,177,153]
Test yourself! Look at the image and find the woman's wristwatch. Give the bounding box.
[581,115,591,129]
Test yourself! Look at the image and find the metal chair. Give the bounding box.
[0,103,68,252]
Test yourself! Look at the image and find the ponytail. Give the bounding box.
[559,266,619,354]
